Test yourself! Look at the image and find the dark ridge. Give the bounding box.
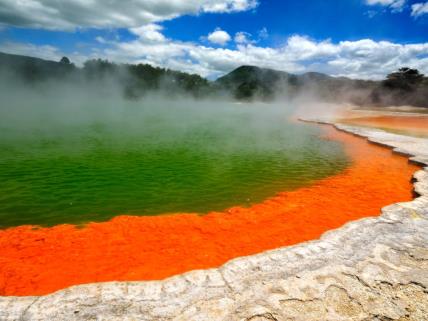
[0,52,77,82]
[0,51,210,99]
[1,52,427,107]
[216,65,428,107]
[215,65,377,103]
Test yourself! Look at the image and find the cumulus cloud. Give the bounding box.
[0,42,61,61]
[2,27,428,81]
[234,30,268,45]
[234,32,252,44]
[97,27,428,80]
[207,28,231,46]
[130,24,166,43]
[411,2,428,16]
[365,0,406,11]
[0,0,259,30]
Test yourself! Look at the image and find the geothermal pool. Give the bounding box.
[0,101,348,227]
[0,102,421,296]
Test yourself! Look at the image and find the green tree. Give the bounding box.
[60,56,71,64]
[383,67,424,90]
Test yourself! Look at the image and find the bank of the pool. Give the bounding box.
[338,114,428,137]
[1,121,428,321]
[0,122,421,298]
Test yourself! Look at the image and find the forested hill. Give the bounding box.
[1,52,427,108]
[215,65,428,108]
[0,52,76,81]
[215,65,376,104]
[0,52,210,98]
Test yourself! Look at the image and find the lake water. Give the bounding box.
[0,100,349,227]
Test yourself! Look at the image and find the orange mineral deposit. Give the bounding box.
[341,115,428,136]
[0,125,421,296]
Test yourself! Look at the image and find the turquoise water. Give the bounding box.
[0,100,349,227]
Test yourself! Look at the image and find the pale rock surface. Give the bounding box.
[1,120,428,321]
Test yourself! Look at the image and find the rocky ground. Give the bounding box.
[1,121,427,321]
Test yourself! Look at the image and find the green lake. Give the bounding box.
[0,100,349,227]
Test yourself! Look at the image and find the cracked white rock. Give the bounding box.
[1,120,428,321]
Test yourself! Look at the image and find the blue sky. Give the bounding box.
[162,0,428,44]
[0,0,427,79]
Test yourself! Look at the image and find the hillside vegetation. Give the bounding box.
[1,52,427,108]
[0,52,210,99]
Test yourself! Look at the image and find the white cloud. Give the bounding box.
[98,27,428,80]
[0,0,259,30]
[0,42,61,61]
[123,28,428,79]
[285,36,339,60]
[235,30,268,45]
[0,41,89,66]
[202,0,258,12]
[234,32,251,44]
[95,37,107,44]
[3,27,428,81]
[258,27,269,39]
[411,2,428,16]
[130,24,166,42]
[207,28,231,46]
[365,0,406,11]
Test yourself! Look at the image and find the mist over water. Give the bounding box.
[0,79,350,227]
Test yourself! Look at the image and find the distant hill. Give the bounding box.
[216,65,428,108]
[216,65,377,104]
[1,52,427,107]
[0,52,210,98]
[216,66,297,100]
[0,52,76,82]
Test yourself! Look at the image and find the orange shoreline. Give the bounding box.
[340,115,428,135]
[0,124,421,296]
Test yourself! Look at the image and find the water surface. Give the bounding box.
[0,100,349,227]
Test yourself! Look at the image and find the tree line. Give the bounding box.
[1,51,427,107]
[0,53,211,99]
[369,67,428,107]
